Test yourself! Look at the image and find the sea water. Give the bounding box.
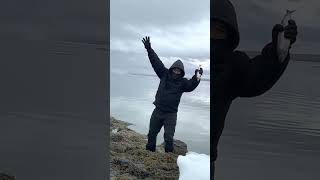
[110,50,210,155]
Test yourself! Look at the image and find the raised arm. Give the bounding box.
[232,21,297,97]
[182,68,202,92]
[232,46,289,97]
[142,36,168,78]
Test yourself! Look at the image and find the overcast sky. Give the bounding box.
[111,0,319,65]
[231,0,320,54]
[110,0,210,71]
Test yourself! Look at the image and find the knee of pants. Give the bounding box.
[148,132,158,140]
[164,124,176,141]
[148,128,160,136]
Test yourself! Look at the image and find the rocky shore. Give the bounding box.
[1,117,188,180]
[110,117,188,180]
[0,173,15,180]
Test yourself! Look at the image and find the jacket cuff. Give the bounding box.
[262,42,290,67]
[262,42,276,58]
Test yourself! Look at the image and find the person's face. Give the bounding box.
[172,68,182,75]
[211,21,227,40]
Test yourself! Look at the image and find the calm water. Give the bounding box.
[110,50,210,155]
[0,40,108,180]
[216,59,320,179]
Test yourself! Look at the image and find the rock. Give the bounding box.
[128,163,150,178]
[114,159,131,168]
[110,116,186,179]
[113,159,150,179]
[160,140,188,156]
[111,133,123,142]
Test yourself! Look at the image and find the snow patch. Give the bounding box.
[177,152,210,180]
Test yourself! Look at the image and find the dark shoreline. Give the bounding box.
[244,51,320,62]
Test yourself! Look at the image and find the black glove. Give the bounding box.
[142,36,151,50]
[284,20,298,44]
[195,68,203,76]
[272,24,284,45]
[272,20,298,45]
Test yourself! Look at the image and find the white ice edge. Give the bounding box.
[177,151,210,180]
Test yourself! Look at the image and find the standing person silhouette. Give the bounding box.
[142,36,203,153]
[212,0,298,177]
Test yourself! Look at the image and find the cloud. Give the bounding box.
[111,0,209,27]
[111,0,210,66]
[159,56,210,71]
[111,18,210,57]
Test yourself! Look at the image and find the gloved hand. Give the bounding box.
[142,36,151,50]
[272,24,284,45]
[272,20,298,45]
[195,68,203,76]
[284,20,298,44]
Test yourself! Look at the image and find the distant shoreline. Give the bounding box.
[129,73,210,81]
[244,51,320,62]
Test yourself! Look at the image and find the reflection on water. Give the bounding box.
[217,60,320,179]
[111,72,210,155]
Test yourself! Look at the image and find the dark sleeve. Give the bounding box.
[147,48,168,78]
[233,42,290,97]
[182,75,200,92]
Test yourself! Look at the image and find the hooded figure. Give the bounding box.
[212,0,297,177]
[142,36,203,152]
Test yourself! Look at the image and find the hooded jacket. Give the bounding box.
[147,48,200,113]
[212,0,291,162]
[212,0,239,51]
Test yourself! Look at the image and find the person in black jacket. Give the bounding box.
[142,36,203,153]
[212,0,298,177]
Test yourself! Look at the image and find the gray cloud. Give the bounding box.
[111,0,210,66]
[111,0,209,40]
[111,0,209,27]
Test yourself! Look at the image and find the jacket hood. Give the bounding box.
[212,0,239,50]
[169,60,185,77]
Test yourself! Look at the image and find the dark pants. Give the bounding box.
[146,108,177,152]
